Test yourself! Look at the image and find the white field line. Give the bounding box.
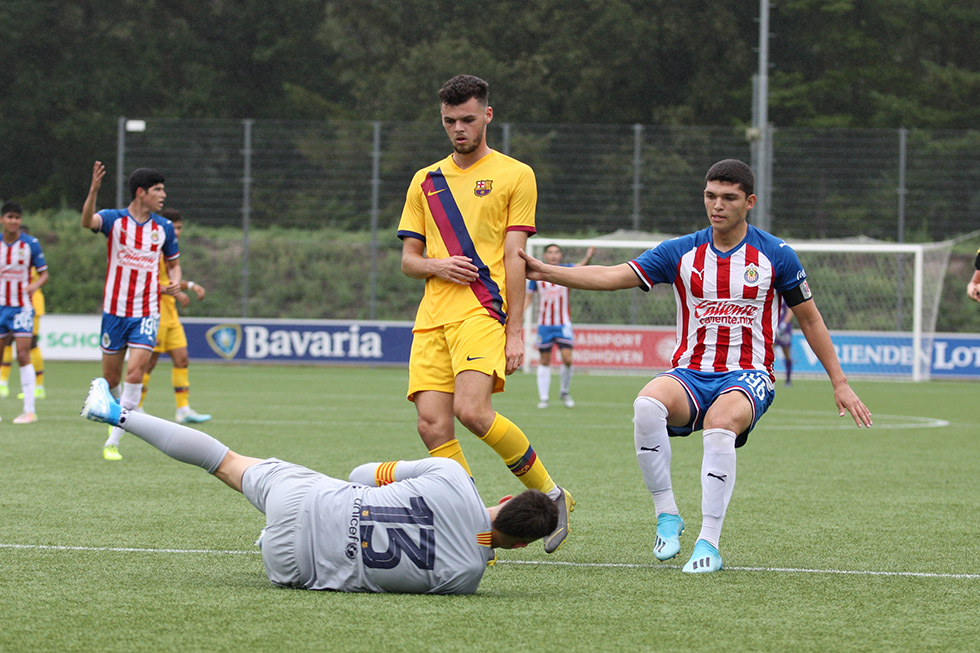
[2,543,977,579]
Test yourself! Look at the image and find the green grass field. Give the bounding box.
[1,361,977,652]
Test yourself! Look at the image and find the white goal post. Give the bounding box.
[524,236,953,381]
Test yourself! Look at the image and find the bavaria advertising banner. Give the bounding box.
[35,315,980,379]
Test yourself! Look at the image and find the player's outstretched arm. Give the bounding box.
[519,249,639,291]
[792,300,873,428]
[81,161,106,230]
[349,458,452,486]
[967,270,980,304]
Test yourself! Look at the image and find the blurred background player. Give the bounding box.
[967,245,980,303]
[0,202,48,423]
[139,208,211,424]
[80,377,558,594]
[526,243,594,408]
[81,162,181,461]
[0,227,47,401]
[397,74,574,553]
[775,297,794,386]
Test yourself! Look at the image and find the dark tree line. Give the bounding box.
[2,0,977,208]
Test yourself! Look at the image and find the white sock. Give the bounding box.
[633,396,678,515]
[536,364,551,402]
[560,363,573,395]
[697,428,737,548]
[19,364,36,413]
[105,382,143,447]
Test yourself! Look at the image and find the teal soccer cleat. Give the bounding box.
[682,539,723,574]
[653,513,685,561]
[81,378,122,426]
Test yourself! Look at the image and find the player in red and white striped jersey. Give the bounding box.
[81,161,181,461]
[522,159,872,574]
[0,201,48,423]
[526,244,593,408]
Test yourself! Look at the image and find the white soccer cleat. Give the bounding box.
[176,407,212,424]
[12,411,37,424]
[561,393,575,408]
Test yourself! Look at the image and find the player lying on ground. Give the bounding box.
[80,378,556,594]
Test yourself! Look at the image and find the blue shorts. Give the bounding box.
[537,324,573,350]
[100,313,160,353]
[659,368,775,448]
[0,306,34,338]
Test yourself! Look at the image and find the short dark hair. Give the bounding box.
[1,201,23,216]
[128,168,165,201]
[705,159,755,196]
[544,243,562,252]
[159,208,182,223]
[492,489,558,542]
[438,75,489,107]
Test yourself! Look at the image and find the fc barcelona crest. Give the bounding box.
[474,180,493,197]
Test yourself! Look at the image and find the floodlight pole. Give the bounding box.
[751,0,772,232]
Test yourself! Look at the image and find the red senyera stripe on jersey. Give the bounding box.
[421,170,505,323]
[713,326,730,371]
[126,268,138,317]
[689,326,707,368]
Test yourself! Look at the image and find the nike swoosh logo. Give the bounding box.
[427,189,446,196]
[466,356,485,361]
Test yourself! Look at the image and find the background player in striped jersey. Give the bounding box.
[526,243,594,408]
[521,159,872,573]
[80,378,557,594]
[398,75,574,554]
[966,246,980,302]
[0,224,48,402]
[139,209,211,425]
[81,162,181,461]
[0,202,48,423]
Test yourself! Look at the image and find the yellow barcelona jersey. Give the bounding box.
[30,268,45,315]
[158,259,180,328]
[397,150,537,329]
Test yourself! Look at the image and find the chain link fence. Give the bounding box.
[117,119,980,240]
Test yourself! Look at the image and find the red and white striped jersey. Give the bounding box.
[0,234,47,308]
[628,226,808,380]
[94,209,179,318]
[528,271,573,327]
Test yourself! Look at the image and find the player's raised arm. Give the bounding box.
[519,249,640,291]
[791,299,873,428]
[81,161,106,230]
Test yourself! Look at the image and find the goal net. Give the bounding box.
[524,234,953,381]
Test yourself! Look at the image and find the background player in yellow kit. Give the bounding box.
[139,208,211,424]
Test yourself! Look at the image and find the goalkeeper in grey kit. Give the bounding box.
[80,378,557,594]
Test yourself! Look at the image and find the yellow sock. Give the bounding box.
[479,413,556,494]
[30,347,44,386]
[172,367,190,409]
[1,345,11,384]
[139,372,151,408]
[428,439,472,477]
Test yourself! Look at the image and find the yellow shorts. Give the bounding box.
[407,316,506,401]
[154,320,188,353]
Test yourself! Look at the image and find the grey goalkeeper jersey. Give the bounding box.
[297,458,492,594]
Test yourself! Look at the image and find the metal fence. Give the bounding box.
[116,119,980,242]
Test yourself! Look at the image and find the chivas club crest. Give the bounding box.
[743,263,760,285]
[474,180,493,197]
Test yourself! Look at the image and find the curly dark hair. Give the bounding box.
[438,75,489,107]
[492,489,558,542]
[705,159,755,196]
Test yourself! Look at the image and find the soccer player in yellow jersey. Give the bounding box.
[0,266,46,400]
[397,75,573,554]
[140,209,211,425]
